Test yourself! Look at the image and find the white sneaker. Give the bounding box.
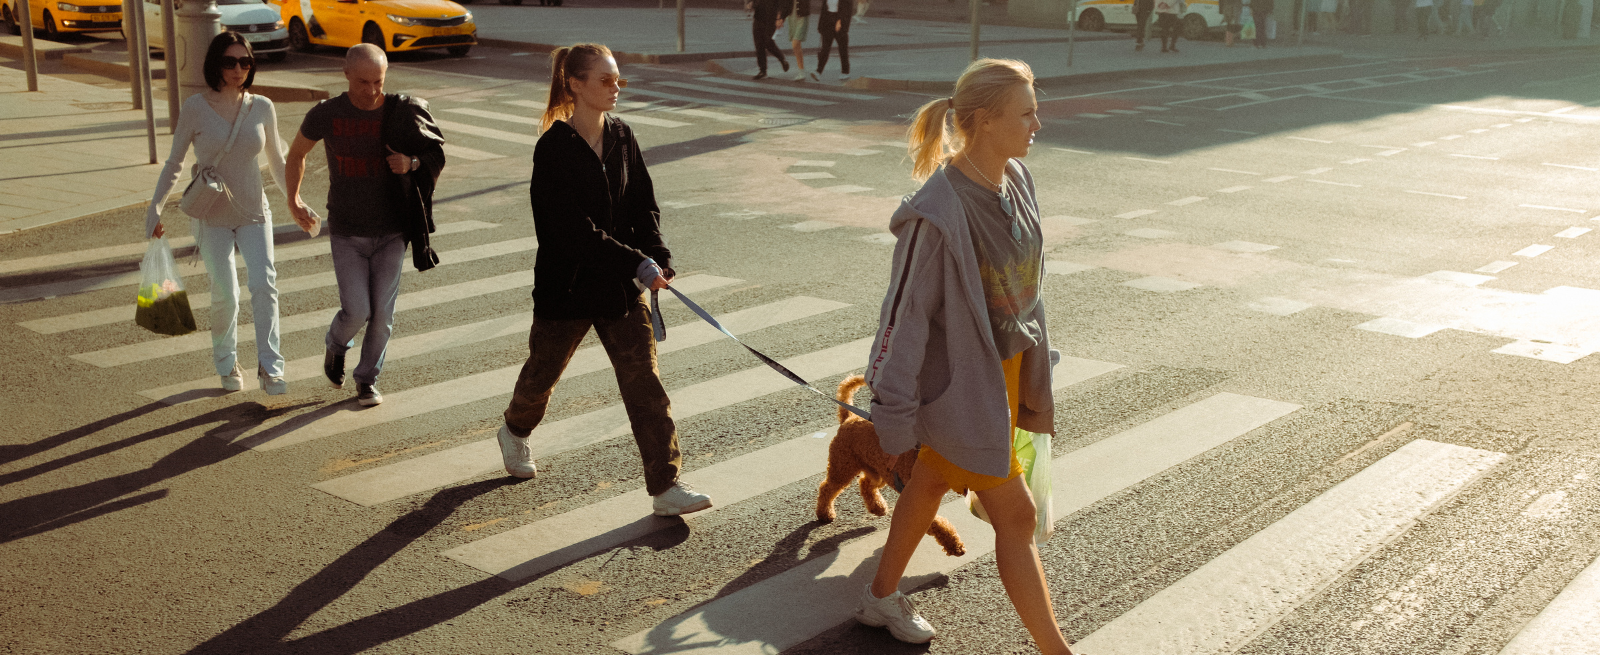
[793,69,807,81]
[651,481,712,516]
[220,365,243,392]
[854,584,936,644]
[496,424,537,479]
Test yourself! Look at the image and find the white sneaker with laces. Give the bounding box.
[496,424,537,479]
[220,365,243,392]
[854,584,936,644]
[651,481,712,516]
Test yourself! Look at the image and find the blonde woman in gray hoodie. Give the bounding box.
[855,58,1076,654]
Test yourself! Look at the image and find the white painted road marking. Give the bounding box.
[311,334,871,505]
[1476,261,1518,274]
[433,119,539,146]
[1215,241,1278,253]
[1123,157,1172,164]
[612,393,1300,655]
[1555,227,1591,239]
[1116,209,1159,219]
[1543,163,1600,172]
[1124,277,1201,293]
[1246,297,1313,315]
[1288,136,1334,143]
[1167,196,1206,206]
[1073,440,1504,655]
[1216,185,1252,193]
[693,76,880,101]
[442,144,506,161]
[1515,245,1555,257]
[1405,190,1468,200]
[1451,153,1499,160]
[653,81,835,106]
[1307,179,1361,187]
[1493,340,1594,364]
[1208,168,1261,176]
[1356,317,1444,338]
[1265,175,1295,183]
[1521,204,1587,213]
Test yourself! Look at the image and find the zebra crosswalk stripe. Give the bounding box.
[1494,551,1600,655]
[693,76,882,102]
[441,354,1125,581]
[611,392,1301,655]
[654,81,835,107]
[1073,439,1504,655]
[309,333,869,505]
[433,119,539,147]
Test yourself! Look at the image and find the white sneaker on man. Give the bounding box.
[651,481,713,516]
[854,583,936,643]
[496,424,537,478]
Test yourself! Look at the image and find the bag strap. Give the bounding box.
[207,94,253,168]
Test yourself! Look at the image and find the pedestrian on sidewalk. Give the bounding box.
[749,0,790,79]
[1475,0,1502,35]
[494,43,713,519]
[853,0,870,23]
[1252,0,1275,46]
[146,31,291,396]
[1414,0,1433,38]
[1155,0,1185,52]
[856,58,1076,654]
[1133,0,1155,50]
[1222,0,1245,45]
[285,44,445,407]
[816,0,853,79]
[787,0,812,81]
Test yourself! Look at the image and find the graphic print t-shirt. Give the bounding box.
[298,93,401,237]
[947,165,1043,360]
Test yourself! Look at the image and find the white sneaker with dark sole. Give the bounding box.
[854,584,936,644]
[651,481,712,516]
[496,424,537,479]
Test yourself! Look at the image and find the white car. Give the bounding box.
[142,0,289,62]
[1076,0,1222,41]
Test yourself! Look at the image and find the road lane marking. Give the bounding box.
[617,87,784,114]
[1476,261,1518,274]
[0,224,293,275]
[1217,129,1257,135]
[1127,228,1177,239]
[1410,142,1435,148]
[433,119,539,146]
[1520,204,1587,213]
[1216,185,1252,193]
[1246,297,1312,315]
[1422,271,1495,287]
[1123,157,1172,164]
[23,235,536,335]
[824,185,874,194]
[787,172,835,180]
[1440,135,1463,140]
[1356,317,1444,338]
[1515,245,1554,257]
[1167,196,1206,206]
[310,335,871,504]
[1341,158,1371,164]
[655,81,834,106]
[1287,136,1334,143]
[611,393,1301,655]
[1052,148,1095,155]
[1073,440,1504,655]
[1215,241,1278,253]
[791,160,835,167]
[1450,154,1499,160]
[1124,276,1200,292]
[1265,175,1295,183]
[442,144,506,161]
[1301,167,1333,175]
[1116,209,1159,219]
[1208,168,1261,175]
[1146,119,1186,126]
[443,355,1125,581]
[693,76,880,101]
[1077,113,1111,119]
[1492,340,1594,364]
[1137,106,1170,111]
[1405,190,1468,200]
[1543,163,1600,171]
[1,221,497,305]
[1555,227,1591,238]
[1307,179,1361,187]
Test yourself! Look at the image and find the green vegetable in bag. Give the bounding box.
[967,428,1055,545]
[134,238,197,336]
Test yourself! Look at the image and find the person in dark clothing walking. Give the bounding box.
[1251,0,1275,46]
[816,0,854,79]
[494,43,713,519]
[749,0,789,79]
[1155,0,1185,52]
[1132,0,1155,50]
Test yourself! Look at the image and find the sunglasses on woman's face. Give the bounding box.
[587,76,628,88]
[219,56,254,70]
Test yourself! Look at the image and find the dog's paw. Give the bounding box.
[816,508,837,523]
[943,544,966,557]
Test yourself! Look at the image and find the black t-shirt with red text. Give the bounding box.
[299,93,402,237]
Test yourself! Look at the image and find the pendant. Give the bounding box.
[1012,220,1022,241]
[999,192,1014,218]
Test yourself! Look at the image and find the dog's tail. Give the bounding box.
[837,374,867,424]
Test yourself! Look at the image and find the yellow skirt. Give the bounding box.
[919,352,1024,496]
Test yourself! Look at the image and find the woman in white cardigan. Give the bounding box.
[146,31,303,394]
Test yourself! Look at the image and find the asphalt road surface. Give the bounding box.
[4,40,1600,655]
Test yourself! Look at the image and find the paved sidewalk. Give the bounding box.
[0,64,173,235]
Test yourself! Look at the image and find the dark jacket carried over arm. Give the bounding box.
[529,116,671,320]
[381,93,447,272]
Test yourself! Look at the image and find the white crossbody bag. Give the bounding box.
[180,94,253,221]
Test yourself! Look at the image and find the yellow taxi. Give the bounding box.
[276,0,476,56]
[3,0,123,39]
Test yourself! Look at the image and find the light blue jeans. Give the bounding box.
[197,220,283,378]
[326,232,406,386]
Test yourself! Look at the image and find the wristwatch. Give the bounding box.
[410,156,419,171]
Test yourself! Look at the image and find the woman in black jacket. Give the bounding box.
[494,42,714,518]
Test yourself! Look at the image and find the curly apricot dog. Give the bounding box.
[815,375,966,556]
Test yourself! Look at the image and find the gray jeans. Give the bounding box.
[326,232,406,386]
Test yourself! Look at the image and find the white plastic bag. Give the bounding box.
[135,237,196,336]
[967,428,1054,545]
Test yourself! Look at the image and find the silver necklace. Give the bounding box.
[963,153,1021,240]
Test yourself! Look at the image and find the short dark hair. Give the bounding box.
[203,31,256,92]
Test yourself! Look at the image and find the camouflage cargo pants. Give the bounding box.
[504,294,682,496]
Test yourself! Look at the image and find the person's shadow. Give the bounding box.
[0,400,316,543]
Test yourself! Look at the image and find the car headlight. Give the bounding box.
[272,19,284,29]
[461,11,471,21]
[387,13,419,26]
[57,2,81,10]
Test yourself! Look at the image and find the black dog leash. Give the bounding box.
[651,285,872,421]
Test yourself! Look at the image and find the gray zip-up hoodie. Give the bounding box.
[866,160,1055,478]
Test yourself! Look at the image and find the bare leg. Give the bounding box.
[791,39,806,70]
[870,454,948,599]
[974,476,1075,655]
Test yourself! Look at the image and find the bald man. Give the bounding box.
[286,44,446,406]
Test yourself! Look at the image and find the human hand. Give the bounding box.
[151,222,165,238]
[289,201,317,233]
[385,145,412,175]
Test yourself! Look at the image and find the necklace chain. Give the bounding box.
[963,152,1005,192]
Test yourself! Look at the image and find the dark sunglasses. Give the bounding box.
[219,56,254,70]
[585,76,628,88]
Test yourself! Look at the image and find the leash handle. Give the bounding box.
[664,284,871,421]
[649,289,666,342]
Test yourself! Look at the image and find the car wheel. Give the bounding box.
[42,9,59,39]
[1181,13,1208,40]
[265,51,286,63]
[288,18,312,51]
[361,22,385,51]
[1077,8,1104,31]
[447,44,471,56]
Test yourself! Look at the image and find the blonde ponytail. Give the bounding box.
[540,43,614,133]
[905,58,1035,182]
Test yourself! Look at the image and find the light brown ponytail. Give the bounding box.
[906,58,1035,182]
[540,43,614,133]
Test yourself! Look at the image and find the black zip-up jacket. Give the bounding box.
[381,93,447,271]
[530,116,672,320]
